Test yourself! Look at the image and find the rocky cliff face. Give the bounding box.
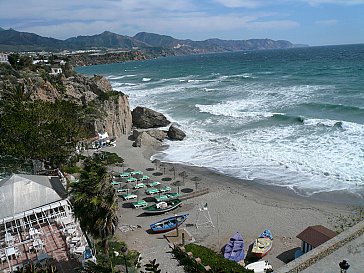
[0,66,132,138]
[94,94,132,137]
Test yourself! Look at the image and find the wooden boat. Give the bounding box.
[224,232,245,262]
[251,230,273,258]
[150,213,189,233]
[143,199,182,215]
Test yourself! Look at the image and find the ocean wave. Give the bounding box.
[301,102,364,114]
[195,102,275,119]
[271,113,305,123]
[142,78,152,82]
[108,74,136,80]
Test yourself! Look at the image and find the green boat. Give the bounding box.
[143,199,182,215]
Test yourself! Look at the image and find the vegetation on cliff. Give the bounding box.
[0,54,132,173]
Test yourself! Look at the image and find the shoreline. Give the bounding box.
[150,143,364,207]
[101,135,358,271]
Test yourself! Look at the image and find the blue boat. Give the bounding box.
[224,232,245,262]
[150,213,189,233]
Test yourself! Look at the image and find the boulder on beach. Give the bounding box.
[132,106,170,129]
[132,131,161,147]
[167,125,186,140]
[132,128,167,142]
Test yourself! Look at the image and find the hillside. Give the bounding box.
[0,28,306,54]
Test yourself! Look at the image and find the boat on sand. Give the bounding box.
[143,199,182,215]
[150,213,189,233]
[245,260,273,273]
[251,230,273,258]
[224,232,245,263]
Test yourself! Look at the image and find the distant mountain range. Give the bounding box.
[0,28,307,53]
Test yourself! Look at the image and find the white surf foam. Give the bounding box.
[142,78,152,82]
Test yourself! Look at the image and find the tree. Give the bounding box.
[70,155,118,254]
[0,96,89,168]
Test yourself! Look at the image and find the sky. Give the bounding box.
[1,0,364,46]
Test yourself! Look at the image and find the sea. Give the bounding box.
[77,44,364,200]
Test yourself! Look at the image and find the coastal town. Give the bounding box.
[0,51,363,273]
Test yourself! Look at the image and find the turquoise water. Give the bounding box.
[77,44,364,197]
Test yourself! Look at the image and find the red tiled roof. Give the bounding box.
[297,225,337,248]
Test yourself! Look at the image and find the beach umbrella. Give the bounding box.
[190,176,201,190]
[155,184,164,196]
[178,171,188,183]
[173,180,184,194]
[122,184,132,193]
[152,159,160,170]
[169,166,176,179]
[133,189,144,201]
[159,163,166,174]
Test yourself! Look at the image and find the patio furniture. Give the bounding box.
[5,233,14,244]
[167,192,181,199]
[133,183,146,189]
[132,200,148,208]
[140,175,150,181]
[117,188,128,193]
[127,177,138,183]
[148,181,161,187]
[5,247,16,258]
[145,188,159,195]
[131,171,143,175]
[120,172,130,178]
[120,194,138,200]
[111,181,121,186]
[159,186,172,193]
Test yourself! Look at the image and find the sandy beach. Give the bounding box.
[102,135,356,272]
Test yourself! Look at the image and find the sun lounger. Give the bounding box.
[146,188,159,195]
[148,181,161,187]
[120,172,130,178]
[155,195,169,202]
[111,181,121,186]
[159,186,172,193]
[117,188,128,193]
[131,171,143,175]
[127,177,138,183]
[167,192,181,198]
[133,183,146,189]
[141,175,150,181]
[120,194,137,200]
[132,200,148,208]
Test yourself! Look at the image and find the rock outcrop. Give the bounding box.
[132,106,170,129]
[3,70,133,138]
[133,131,161,148]
[94,95,132,137]
[167,125,186,140]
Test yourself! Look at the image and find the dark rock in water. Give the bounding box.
[167,125,186,140]
[132,106,170,128]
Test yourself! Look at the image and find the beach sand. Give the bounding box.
[102,135,356,272]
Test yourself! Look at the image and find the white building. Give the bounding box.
[0,53,9,63]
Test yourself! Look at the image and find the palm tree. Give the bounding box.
[71,157,118,254]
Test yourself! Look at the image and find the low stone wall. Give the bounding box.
[277,220,364,273]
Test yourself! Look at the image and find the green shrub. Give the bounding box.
[183,244,253,273]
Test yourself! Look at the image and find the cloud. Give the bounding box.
[315,19,338,25]
[0,0,300,39]
[304,0,364,5]
[213,0,263,8]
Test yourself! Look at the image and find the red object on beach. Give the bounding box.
[251,230,273,258]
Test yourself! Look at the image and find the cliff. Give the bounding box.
[0,63,132,138]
